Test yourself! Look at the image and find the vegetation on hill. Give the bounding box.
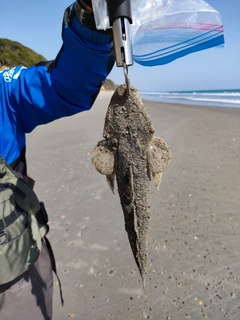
[102,78,117,90]
[0,38,46,68]
[0,38,116,90]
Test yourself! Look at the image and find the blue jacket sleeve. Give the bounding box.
[2,18,113,134]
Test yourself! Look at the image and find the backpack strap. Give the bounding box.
[11,168,49,238]
[0,206,25,230]
[0,205,26,245]
[13,170,35,189]
[44,236,64,306]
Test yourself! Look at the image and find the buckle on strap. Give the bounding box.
[0,229,9,245]
[79,7,87,24]
[75,1,93,26]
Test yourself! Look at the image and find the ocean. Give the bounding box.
[140,89,240,108]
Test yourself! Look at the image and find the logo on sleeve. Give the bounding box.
[2,67,26,82]
[3,68,15,82]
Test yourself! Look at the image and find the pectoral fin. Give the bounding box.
[106,173,115,194]
[147,137,171,190]
[91,143,115,193]
[152,172,162,191]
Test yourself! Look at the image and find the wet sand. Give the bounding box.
[27,91,240,320]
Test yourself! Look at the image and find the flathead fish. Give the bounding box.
[91,84,171,289]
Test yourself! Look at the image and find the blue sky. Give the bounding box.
[0,0,239,91]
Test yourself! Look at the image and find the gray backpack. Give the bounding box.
[0,156,49,285]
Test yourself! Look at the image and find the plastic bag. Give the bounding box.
[92,0,224,66]
[92,0,110,30]
[92,0,168,31]
[131,0,224,66]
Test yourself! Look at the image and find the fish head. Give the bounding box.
[103,84,155,148]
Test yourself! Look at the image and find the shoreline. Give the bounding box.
[143,98,240,110]
[100,90,240,109]
[140,88,240,110]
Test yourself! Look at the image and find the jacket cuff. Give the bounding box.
[71,16,112,45]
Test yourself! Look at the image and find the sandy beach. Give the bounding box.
[26,91,240,320]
